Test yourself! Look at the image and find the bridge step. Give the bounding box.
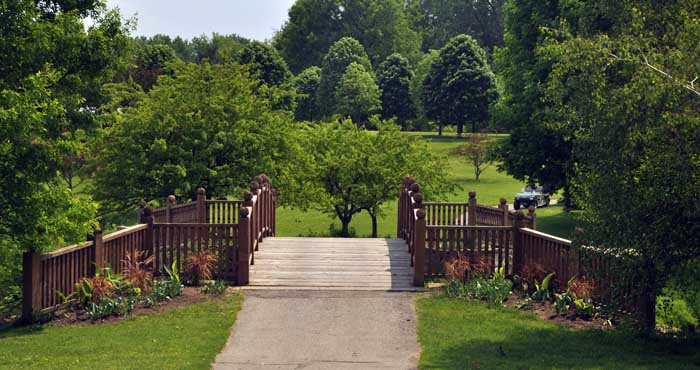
[249,237,417,291]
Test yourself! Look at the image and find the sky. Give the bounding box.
[106,0,297,41]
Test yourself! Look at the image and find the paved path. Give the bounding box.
[213,290,420,370]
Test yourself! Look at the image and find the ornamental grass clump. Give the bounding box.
[186,250,217,286]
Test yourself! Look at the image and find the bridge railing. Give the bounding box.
[398,178,633,308]
[22,174,275,322]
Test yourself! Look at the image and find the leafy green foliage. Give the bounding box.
[334,63,381,124]
[532,272,555,301]
[134,33,250,64]
[274,0,421,73]
[449,134,498,181]
[423,34,497,135]
[94,61,296,213]
[406,0,504,53]
[288,119,453,237]
[409,50,440,131]
[292,66,322,121]
[377,53,415,128]
[127,43,179,92]
[201,280,228,295]
[316,37,373,118]
[239,41,292,87]
[445,267,513,305]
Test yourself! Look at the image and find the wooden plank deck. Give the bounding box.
[248,237,421,291]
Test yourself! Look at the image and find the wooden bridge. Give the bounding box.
[22,174,620,322]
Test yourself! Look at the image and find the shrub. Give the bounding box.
[121,250,154,293]
[445,267,512,305]
[201,280,227,295]
[444,252,471,282]
[185,250,217,286]
[657,294,699,332]
[568,276,595,301]
[520,262,547,292]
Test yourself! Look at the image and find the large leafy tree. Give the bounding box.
[334,63,381,125]
[129,44,179,92]
[377,54,415,129]
[316,37,373,117]
[423,34,497,135]
[274,0,421,73]
[290,119,452,237]
[292,66,322,121]
[239,41,292,87]
[406,0,505,53]
[542,0,700,332]
[409,50,440,130]
[94,62,296,213]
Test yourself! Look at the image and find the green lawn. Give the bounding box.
[416,295,700,370]
[278,132,576,238]
[0,294,242,370]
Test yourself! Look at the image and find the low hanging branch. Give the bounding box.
[609,52,700,98]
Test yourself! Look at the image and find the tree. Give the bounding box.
[317,37,373,117]
[274,0,421,73]
[450,135,495,181]
[94,62,296,213]
[406,0,505,54]
[423,34,497,135]
[239,41,292,87]
[541,1,700,332]
[409,50,440,130]
[334,63,381,124]
[130,44,179,92]
[377,54,415,129]
[292,66,322,121]
[290,119,452,237]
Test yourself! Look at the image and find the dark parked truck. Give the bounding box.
[514,186,550,210]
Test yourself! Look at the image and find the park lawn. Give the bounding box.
[416,295,700,370]
[0,294,242,370]
[278,132,575,238]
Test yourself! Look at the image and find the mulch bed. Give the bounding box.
[47,287,237,327]
[505,293,614,330]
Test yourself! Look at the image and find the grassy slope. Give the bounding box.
[0,294,242,370]
[278,133,576,238]
[416,296,700,370]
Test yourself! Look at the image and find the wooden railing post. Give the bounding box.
[512,211,525,275]
[142,207,154,261]
[238,206,251,285]
[196,188,206,224]
[499,198,509,226]
[90,230,104,276]
[413,209,426,287]
[271,188,277,236]
[528,205,537,230]
[137,200,146,224]
[166,195,176,223]
[468,191,477,226]
[22,250,41,323]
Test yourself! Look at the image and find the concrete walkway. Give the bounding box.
[213,290,420,370]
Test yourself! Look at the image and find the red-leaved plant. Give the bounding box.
[186,250,217,286]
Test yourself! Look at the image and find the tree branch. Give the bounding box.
[609,52,700,98]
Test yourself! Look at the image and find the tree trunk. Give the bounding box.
[340,218,351,237]
[370,211,378,238]
[638,258,657,335]
[438,123,443,136]
[457,122,463,137]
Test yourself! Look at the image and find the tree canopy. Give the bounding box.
[274,0,421,73]
[316,37,373,118]
[423,34,497,135]
[94,62,297,213]
[239,41,292,87]
[377,53,415,128]
[292,66,322,122]
[334,63,381,125]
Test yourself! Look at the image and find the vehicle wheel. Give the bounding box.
[544,197,551,207]
[514,200,521,210]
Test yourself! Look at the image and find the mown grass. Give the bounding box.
[416,295,700,370]
[278,132,576,238]
[0,294,242,370]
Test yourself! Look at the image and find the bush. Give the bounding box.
[445,267,513,305]
[657,294,699,332]
[121,250,154,293]
[185,250,217,286]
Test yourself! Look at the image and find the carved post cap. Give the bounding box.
[197,188,206,196]
[469,191,476,199]
[243,191,254,201]
[410,183,421,193]
[138,200,147,208]
[403,176,415,187]
[142,206,153,217]
[528,205,536,214]
[514,210,525,220]
[94,229,103,236]
[239,207,250,219]
[250,180,260,191]
[499,198,507,205]
[413,192,423,204]
[167,195,176,204]
[416,209,426,220]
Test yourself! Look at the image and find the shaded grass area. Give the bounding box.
[278,133,573,238]
[416,295,700,370]
[535,205,580,240]
[0,294,242,370]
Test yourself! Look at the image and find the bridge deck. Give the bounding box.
[248,237,421,291]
